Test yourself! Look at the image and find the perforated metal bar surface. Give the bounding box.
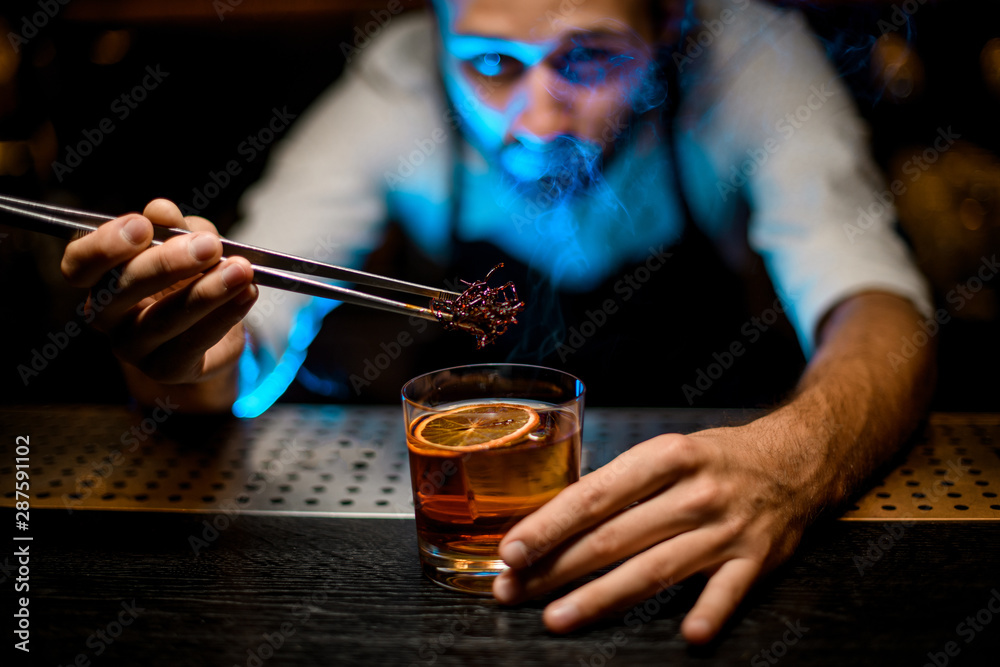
[840,413,1000,521]
[2,407,998,520]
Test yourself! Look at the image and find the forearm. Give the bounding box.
[491,294,936,641]
[750,291,936,516]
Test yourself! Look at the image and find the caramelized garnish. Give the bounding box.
[432,264,524,348]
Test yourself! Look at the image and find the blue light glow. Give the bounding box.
[476,52,502,76]
[443,34,550,68]
[241,6,686,411]
[232,296,339,418]
[233,347,306,419]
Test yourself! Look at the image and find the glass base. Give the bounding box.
[418,537,508,596]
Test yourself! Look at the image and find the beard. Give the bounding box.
[497,135,605,202]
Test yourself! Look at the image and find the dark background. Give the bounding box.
[0,0,997,409]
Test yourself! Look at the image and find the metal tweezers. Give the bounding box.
[0,194,460,322]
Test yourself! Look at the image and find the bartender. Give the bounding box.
[59,0,935,645]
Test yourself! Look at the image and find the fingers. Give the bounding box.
[111,257,255,362]
[142,198,222,233]
[498,513,763,641]
[196,306,257,379]
[499,435,699,569]
[61,199,219,290]
[93,200,225,328]
[138,283,257,384]
[88,229,225,330]
[62,214,153,288]
[60,198,249,389]
[538,528,727,634]
[145,199,223,239]
[493,476,722,604]
[142,198,187,228]
[490,426,792,643]
[534,541,759,640]
[183,215,219,234]
[681,558,761,644]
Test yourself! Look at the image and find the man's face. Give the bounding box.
[436,0,663,186]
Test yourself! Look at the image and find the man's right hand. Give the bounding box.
[60,198,257,409]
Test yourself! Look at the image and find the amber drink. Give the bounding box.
[402,365,584,594]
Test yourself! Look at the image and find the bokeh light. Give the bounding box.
[871,33,925,103]
[90,29,133,65]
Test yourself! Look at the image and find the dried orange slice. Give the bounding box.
[413,403,540,451]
